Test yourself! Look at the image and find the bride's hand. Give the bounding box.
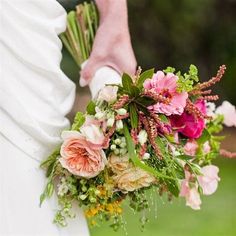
[80,0,137,86]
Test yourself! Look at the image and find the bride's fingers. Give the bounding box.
[80,57,105,86]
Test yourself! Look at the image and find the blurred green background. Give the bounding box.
[58,0,236,235]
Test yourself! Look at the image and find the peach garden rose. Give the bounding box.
[59,130,107,179]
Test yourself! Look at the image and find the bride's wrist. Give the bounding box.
[96,0,128,26]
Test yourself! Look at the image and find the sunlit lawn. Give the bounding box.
[90,158,236,236]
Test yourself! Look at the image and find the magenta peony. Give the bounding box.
[171,100,206,138]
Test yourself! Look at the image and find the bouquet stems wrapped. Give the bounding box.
[60,2,98,67]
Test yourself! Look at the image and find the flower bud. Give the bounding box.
[107,116,115,127]
[117,108,127,116]
[120,148,127,155]
[138,130,148,145]
[89,196,97,203]
[120,142,126,148]
[114,138,121,145]
[116,120,123,131]
[82,186,87,192]
[95,111,105,119]
[143,153,150,160]
[114,149,120,155]
[110,144,116,150]
[79,194,87,200]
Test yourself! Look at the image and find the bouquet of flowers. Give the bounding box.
[40,1,236,231]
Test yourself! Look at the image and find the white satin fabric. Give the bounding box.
[0,0,75,161]
[0,0,89,235]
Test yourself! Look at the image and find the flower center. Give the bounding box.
[160,89,172,100]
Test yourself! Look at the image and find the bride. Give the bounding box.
[0,0,136,235]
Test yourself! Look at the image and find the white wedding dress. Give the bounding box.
[0,0,90,235]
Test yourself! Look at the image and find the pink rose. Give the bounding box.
[184,140,198,156]
[180,171,202,210]
[198,165,220,195]
[171,100,206,138]
[98,85,118,103]
[59,130,107,178]
[79,116,109,149]
[144,71,188,116]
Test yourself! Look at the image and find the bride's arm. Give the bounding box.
[80,0,137,86]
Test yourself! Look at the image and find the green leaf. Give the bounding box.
[196,129,210,145]
[129,103,138,129]
[186,161,202,175]
[163,66,176,73]
[137,68,154,89]
[39,193,46,207]
[155,136,166,155]
[176,155,194,161]
[189,64,199,82]
[177,64,199,92]
[166,179,180,197]
[130,85,140,97]
[40,148,60,169]
[72,112,86,130]
[135,96,156,106]
[158,114,169,123]
[86,101,96,115]
[122,73,133,94]
[135,103,150,115]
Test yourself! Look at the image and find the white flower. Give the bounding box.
[95,112,105,120]
[138,130,148,145]
[107,116,115,127]
[110,144,116,150]
[117,108,127,116]
[143,153,150,160]
[114,138,121,145]
[116,120,123,131]
[98,85,118,103]
[120,148,127,155]
[95,106,105,119]
[215,101,236,127]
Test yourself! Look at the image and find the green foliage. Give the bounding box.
[71,112,85,130]
[207,114,224,134]
[122,73,133,93]
[137,68,154,89]
[40,148,60,169]
[177,64,199,92]
[197,129,211,145]
[129,103,138,129]
[86,101,96,115]
[123,124,175,180]
[163,66,176,73]
[40,159,58,206]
